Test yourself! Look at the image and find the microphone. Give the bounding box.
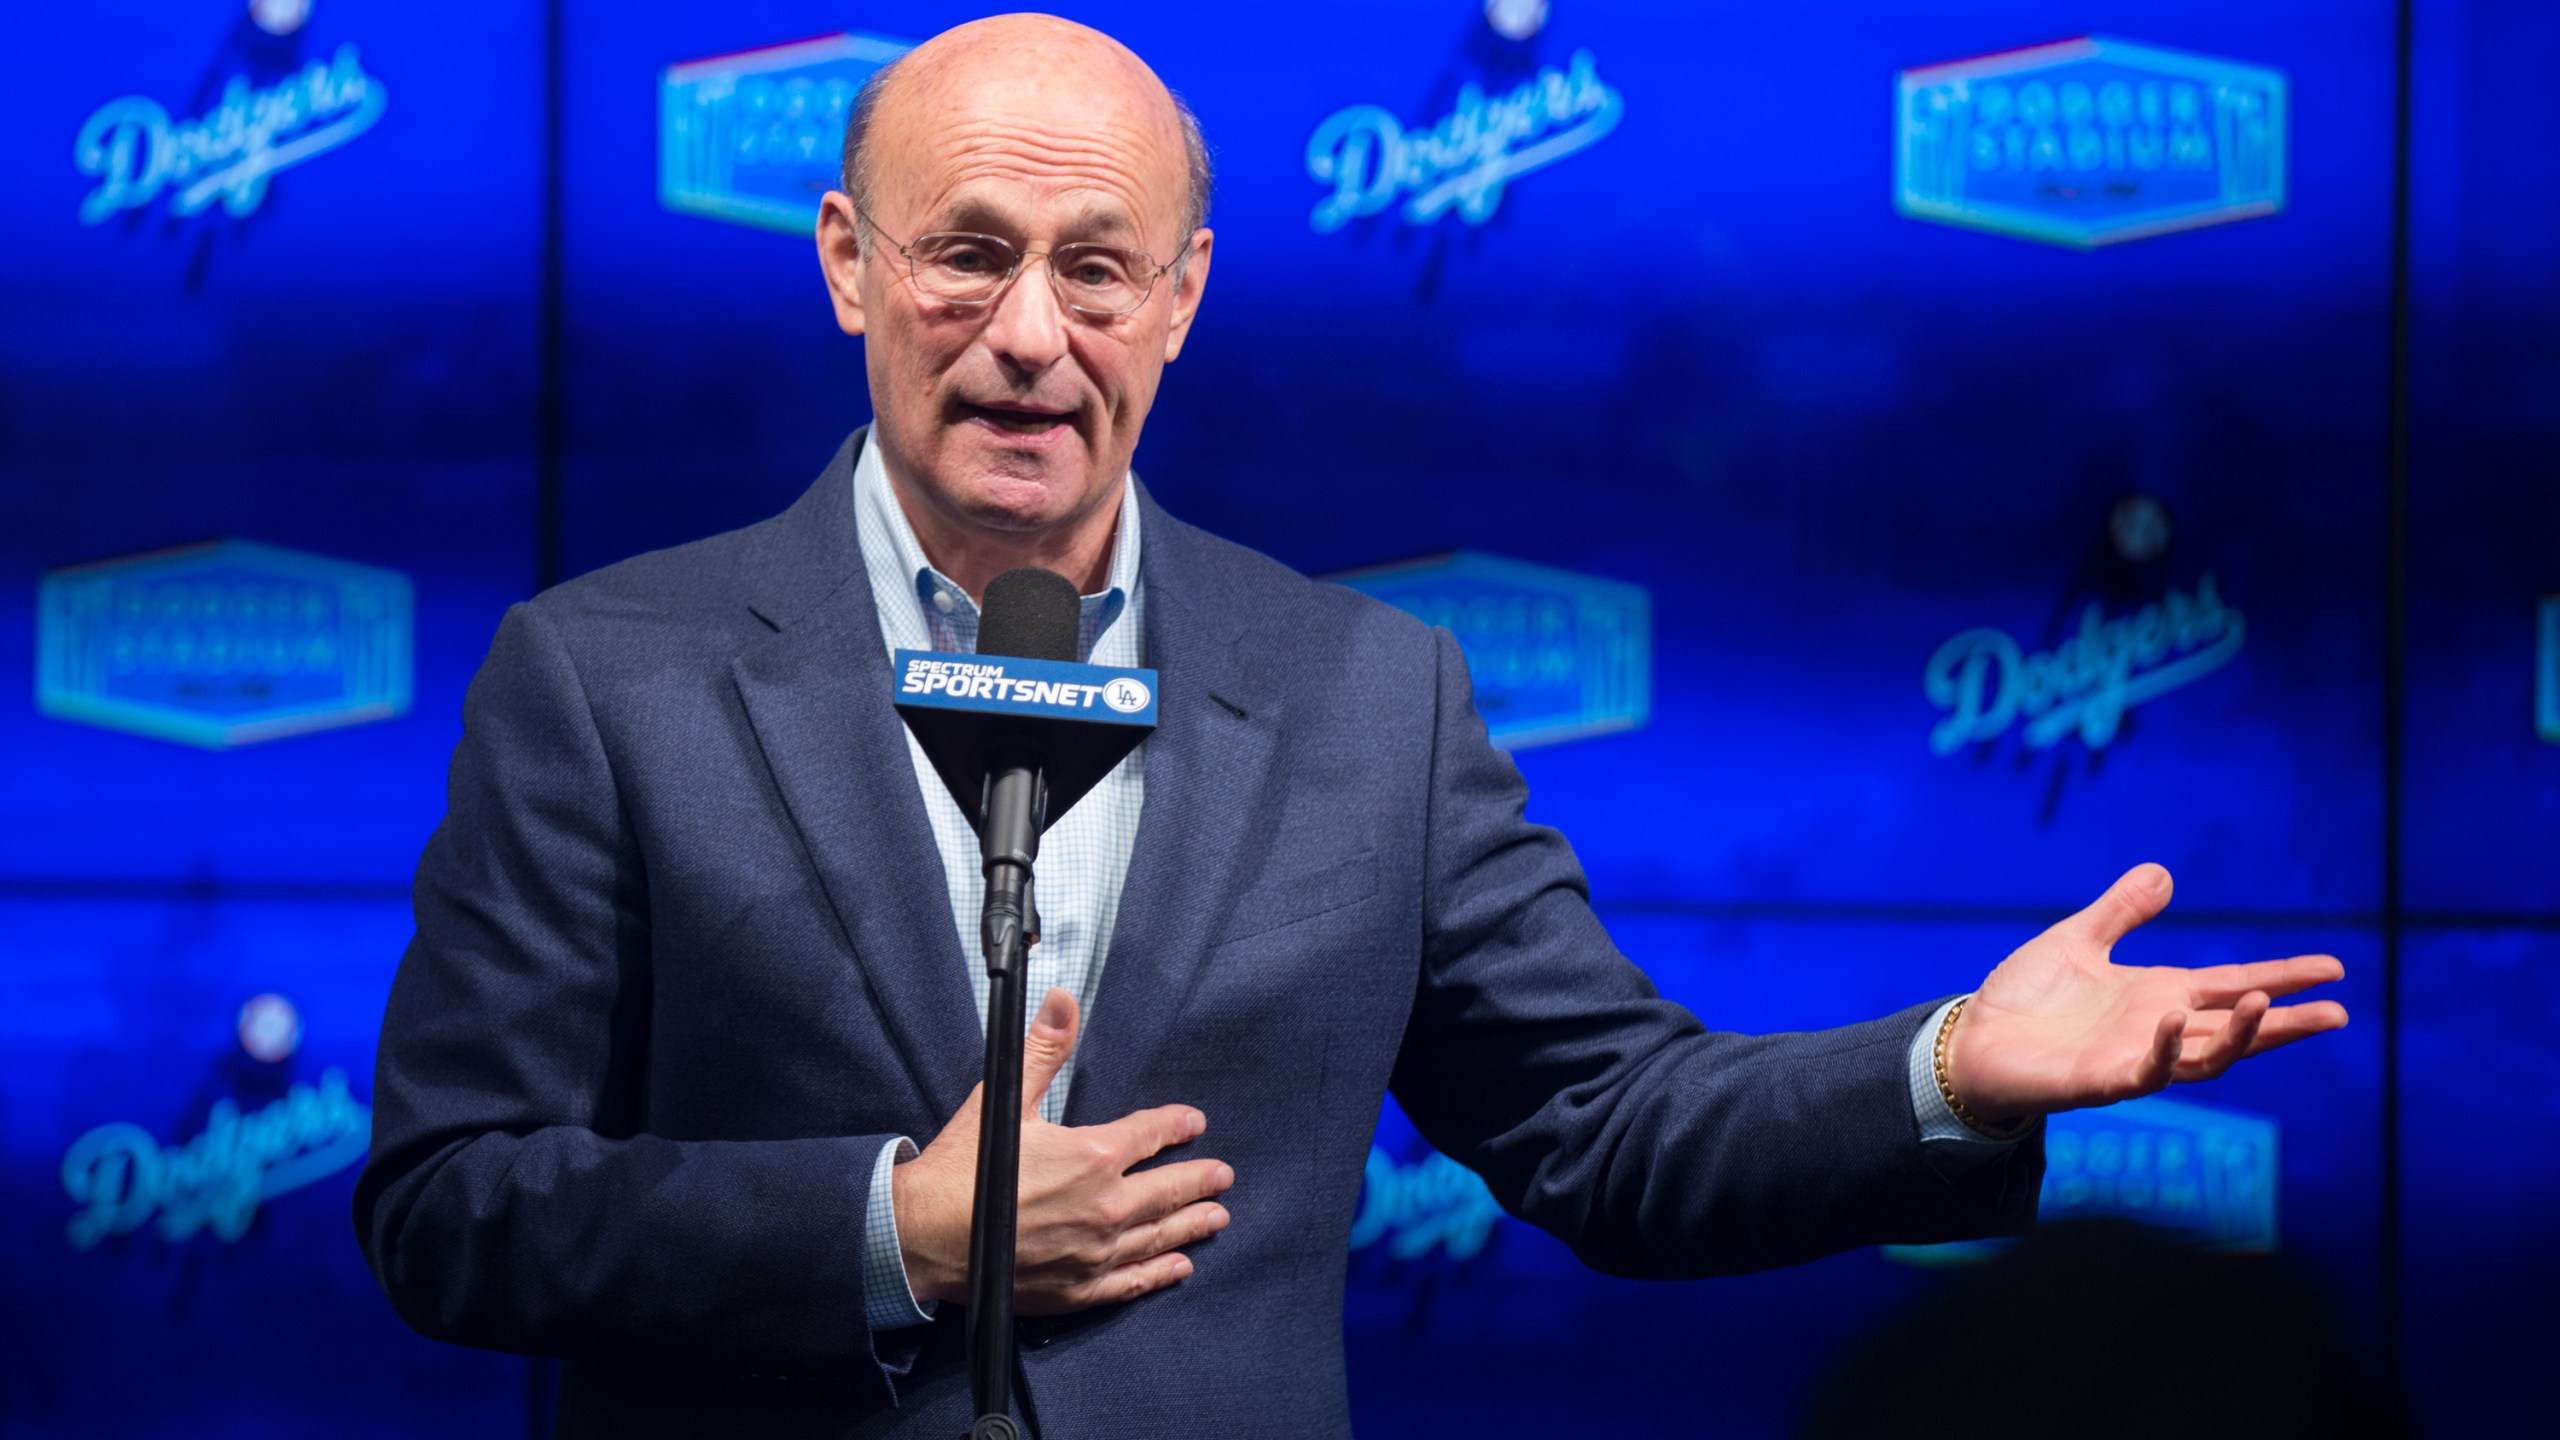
[892,568,1158,843]
[887,566,1156,1437]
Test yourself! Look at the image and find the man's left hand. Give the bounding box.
[1947,863,2349,1125]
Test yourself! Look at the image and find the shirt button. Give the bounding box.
[931,590,956,615]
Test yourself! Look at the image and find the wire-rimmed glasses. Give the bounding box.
[858,209,1189,318]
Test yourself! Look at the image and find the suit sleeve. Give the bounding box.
[354,601,923,1393]
[1387,628,2041,1278]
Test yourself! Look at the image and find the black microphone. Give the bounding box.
[886,566,1157,1438]
[971,566,1080,903]
[892,568,1157,844]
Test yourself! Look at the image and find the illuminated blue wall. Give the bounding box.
[1,2,2544,1436]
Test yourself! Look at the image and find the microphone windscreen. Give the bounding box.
[977,567,1080,662]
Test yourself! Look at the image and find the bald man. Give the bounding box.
[358,15,2347,1437]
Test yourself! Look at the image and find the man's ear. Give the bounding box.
[1161,227,1213,363]
[816,191,869,337]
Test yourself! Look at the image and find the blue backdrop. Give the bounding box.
[1,2,2548,1436]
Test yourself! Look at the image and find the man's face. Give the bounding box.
[818,29,1212,548]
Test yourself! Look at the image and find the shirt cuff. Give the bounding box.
[861,1136,938,1331]
[1907,996,2037,1165]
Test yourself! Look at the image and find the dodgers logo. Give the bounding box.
[74,42,387,226]
[37,539,413,749]
[1924,574,2244,756]
[1305,49,1623,233]
[1350,1145,1506,1262]
[661,32,913,236]
[1897,36,2286,248]
[1102,677,1151,714]
[60,1067,373,1249]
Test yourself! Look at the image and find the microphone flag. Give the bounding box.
[891,649,1157,834]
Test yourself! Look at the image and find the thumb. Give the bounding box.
[2075,862,2174,950]
[1021,987,1081,1119]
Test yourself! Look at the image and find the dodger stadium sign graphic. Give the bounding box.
[1896,36,2287,248]
[1334,552,1649,750]
[660,32,913,236]
[37,539,413,749]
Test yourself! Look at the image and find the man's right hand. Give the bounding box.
[890,987,1233,1315]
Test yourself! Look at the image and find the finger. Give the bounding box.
[1108,1197,1232,1270]
[1098,1102,1208,1167]
[2238,999,2350,1056]
[2176,991,2267,1082]
[1021,988,1082,1119]
[2072,863,2174,949]
[1122,1157,1235,1228]
[2182,955,2346,1007]
[1085,1249,1197,1309]
[2129,1008,2185,1095]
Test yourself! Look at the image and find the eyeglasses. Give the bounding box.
[858,209,1188,318]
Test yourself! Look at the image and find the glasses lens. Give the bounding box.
[907,233,1019,302]
[1050,244,1152,314]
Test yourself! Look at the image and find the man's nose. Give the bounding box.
[980,254,1072,376]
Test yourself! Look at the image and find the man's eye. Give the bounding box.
[1063,253,1133,288]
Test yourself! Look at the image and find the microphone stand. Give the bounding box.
[965,761,1045,1440]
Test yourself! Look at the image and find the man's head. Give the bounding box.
[817,14,1214,590]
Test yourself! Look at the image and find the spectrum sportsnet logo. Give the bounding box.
[1305,48,1622,234]
[898,656,1149,713]
[1897,36,2286,248]
[74,2,386,227]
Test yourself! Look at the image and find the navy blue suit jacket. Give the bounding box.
[357,432,2040,1437]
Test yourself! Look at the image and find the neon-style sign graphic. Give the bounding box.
[1897,36,2285,248]
[1924,575,2244,756]
[1306,49,1623,233]
[61,1068,372,1248]
[74,43,386,225]
[660,32,913,236]
[1334,552,1649,750]
[38,539,412,749]
[1350,1145,1506,1261]
[1890,1095,2278,1265]
[2538,597,2560,744]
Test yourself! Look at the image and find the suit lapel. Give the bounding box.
[729,437,983,1121]
[1067,502,1283,1125]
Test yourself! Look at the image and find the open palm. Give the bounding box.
[1949,864,2350,1123]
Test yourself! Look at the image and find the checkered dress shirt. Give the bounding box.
[852,435,1146,1330]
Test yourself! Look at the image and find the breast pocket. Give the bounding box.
[1214,848,1380,948]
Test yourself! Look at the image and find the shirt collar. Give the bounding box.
[851,427,1142,664]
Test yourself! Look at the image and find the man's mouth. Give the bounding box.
[960,402,1077,436]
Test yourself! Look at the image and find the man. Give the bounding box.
[357,15,2348,1437]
